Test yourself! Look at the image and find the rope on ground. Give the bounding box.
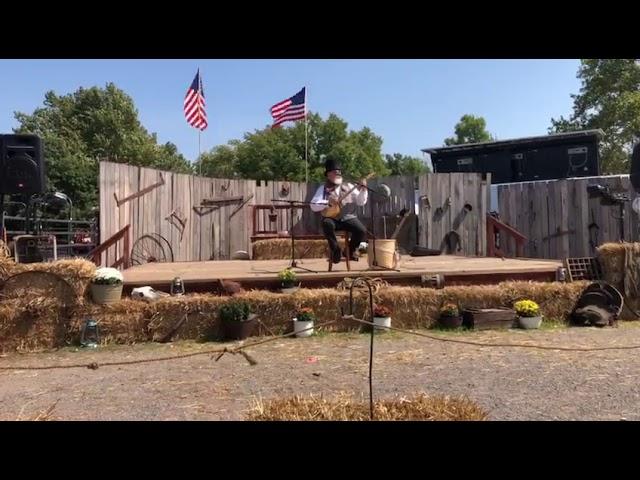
[342,315,640,352]
[0,319,339,371]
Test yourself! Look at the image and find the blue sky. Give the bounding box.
[0,59,581,164]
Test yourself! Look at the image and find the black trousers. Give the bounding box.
[321,217,367,255]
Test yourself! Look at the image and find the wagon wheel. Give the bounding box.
[131,234,174,266]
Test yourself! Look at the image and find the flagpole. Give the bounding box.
[305,85,308,183]
[198,67,202,176]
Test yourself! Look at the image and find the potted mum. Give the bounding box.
[90,267,124,305]
[439,303,463,329]
[219,300,258,340]
[372,303,392,331]
[293,307,316,338]
[278,268,299,294]
[514,299,542,329]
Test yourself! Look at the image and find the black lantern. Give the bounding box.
[80,318,100,348]
[171,277,185,296]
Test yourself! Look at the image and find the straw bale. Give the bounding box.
[0,281,588,352]
[597,242,640,317]
[11,258,96,298]
[252,238,344,260]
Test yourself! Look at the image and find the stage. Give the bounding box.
[122,255,563,292]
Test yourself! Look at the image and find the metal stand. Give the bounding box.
[270,199,318,274]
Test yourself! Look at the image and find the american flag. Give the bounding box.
[184,69,208,130]
[270,87,306,128]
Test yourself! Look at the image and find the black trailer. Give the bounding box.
[423,129,603,184]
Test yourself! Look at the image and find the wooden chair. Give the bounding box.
[327,231,351,272]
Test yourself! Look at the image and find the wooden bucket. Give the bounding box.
[367,239,399,269]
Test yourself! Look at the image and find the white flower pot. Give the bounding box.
[90,283,123,305]
[293,318,314,338]
[518,315,542,329]
[280,286,299,294]
[373,316,391,331]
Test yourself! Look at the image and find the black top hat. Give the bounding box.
[324,156,342,174]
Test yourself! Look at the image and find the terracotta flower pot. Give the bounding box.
[280,281,299,294]
[221,314,258,340]
[439,315,463,329]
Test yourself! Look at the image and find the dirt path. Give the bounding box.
[3,324,640,420]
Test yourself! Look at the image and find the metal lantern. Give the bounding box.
[170,277,185,296]
[80,318,100,348]
[556,267,568,282]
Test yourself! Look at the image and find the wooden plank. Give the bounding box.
[127,165,140,263]
[478,174,489,256]
[546,181,558,260]
[431,173,442,250]
[537,181,550,258]
[621,176,637,242]
[504,183,522,257]
[574,178,590,257]
[558,180,570,260]
[496,184,508,255]
[123,255,563,287]
[448,173,464,254]
[98,162,107,266]
[518,183,529,257]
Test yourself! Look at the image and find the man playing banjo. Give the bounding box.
[310,156,369,264]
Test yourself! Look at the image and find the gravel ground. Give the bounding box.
[2,324,640,421]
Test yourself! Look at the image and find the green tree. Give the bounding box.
[197,112,389,182]
[13,83,192,217]
[444,114,495,146]
[384,153,430,175]
[550,59,640,174]
[195,143,239,178]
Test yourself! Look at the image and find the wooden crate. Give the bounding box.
[462,308,516,330]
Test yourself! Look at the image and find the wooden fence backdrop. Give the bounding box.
[418,173,490,256]
[99,162,489,265]
[497,175,637,259]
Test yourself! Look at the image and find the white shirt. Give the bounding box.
[310,182,368,220]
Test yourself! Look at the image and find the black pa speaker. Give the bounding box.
[631,141,640,194]
[0,134,45,195]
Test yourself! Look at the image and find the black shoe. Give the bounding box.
[332,248,342,264]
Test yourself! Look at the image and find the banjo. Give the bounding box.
[321,173,375,219]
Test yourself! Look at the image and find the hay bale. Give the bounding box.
[0,281,587,352]
[0,297,75,353]
[11,258,96,298]
[597,242,640,317]
[246,393,488,421]
[78,300,152,345]
[252,238,341,260]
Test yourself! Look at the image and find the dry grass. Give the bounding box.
[246,393,488,421]
[16,401,59,421]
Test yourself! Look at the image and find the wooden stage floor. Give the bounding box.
[123,255,563,291]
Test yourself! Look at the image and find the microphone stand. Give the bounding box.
[351,182,401,272]
[270,199,319,274]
